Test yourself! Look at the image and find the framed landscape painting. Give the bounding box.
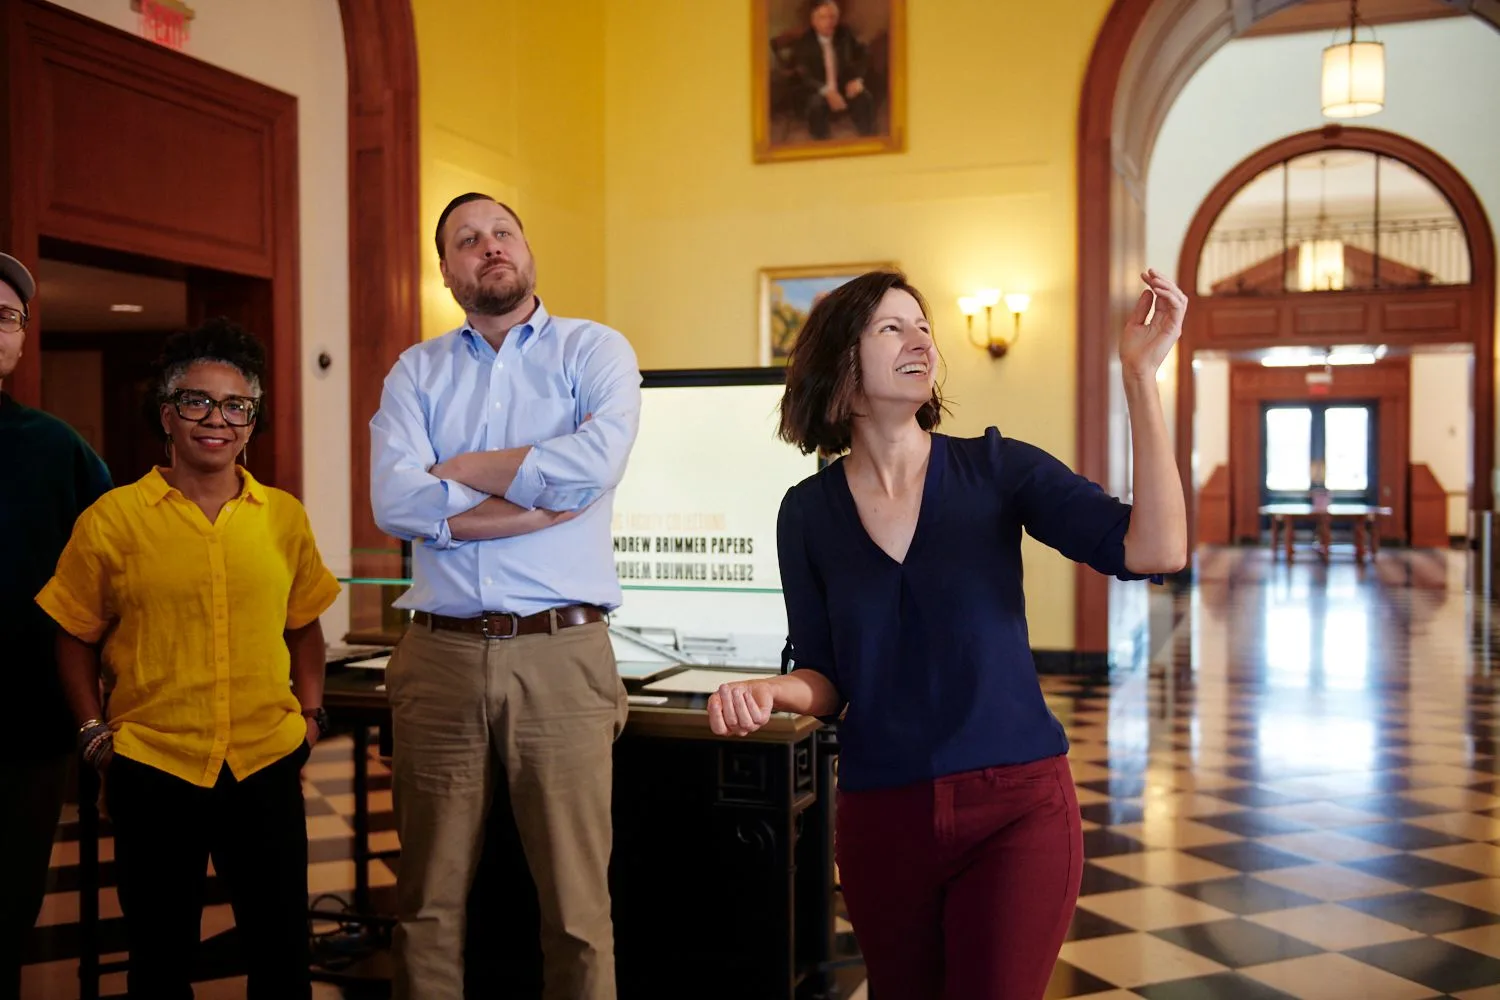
[752,0,907,163]
[758,263,894,366]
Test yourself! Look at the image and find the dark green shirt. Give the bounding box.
[0,392,111,758]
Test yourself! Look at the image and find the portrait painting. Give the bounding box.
[752,0,907,163]
[759,263,895,366]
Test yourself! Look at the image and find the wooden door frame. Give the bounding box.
[1174,127,1495,551]
[1,0,301,492]
[0,0,421,514]
[337,0,421,555]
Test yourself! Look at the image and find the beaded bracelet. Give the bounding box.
[77,720,113,768]
[82,730,113,769]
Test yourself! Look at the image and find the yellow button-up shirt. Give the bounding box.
[37,467,341,787]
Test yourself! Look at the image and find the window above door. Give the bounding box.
[1200,150,1470,297]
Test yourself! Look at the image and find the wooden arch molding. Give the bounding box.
[337,0,421,556]
[1075,0,1500,656]
[1172,125,1496,550]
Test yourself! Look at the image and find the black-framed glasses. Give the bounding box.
[0,307,27,334]
[166,389,260,427]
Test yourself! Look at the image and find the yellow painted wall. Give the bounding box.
[603,1,1113,648]
[413,1,607,339]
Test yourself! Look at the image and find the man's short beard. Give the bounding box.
[454,266,534,317]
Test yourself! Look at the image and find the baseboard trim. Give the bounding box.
[1033,649,1110,677]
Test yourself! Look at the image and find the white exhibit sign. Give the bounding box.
[608,380,820,667]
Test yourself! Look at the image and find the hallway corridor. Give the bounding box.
[1041,547,1500,998]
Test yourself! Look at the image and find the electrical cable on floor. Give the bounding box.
[308,893,384,971]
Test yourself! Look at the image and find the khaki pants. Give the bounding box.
[388,619,627,1000]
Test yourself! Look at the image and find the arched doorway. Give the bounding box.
[1075,0,1500,655]
[1174,125,1495,547]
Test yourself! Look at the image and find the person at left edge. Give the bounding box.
[0,251,111,1000]
[36,319,341,1000]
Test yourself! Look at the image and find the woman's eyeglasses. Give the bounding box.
[166,390,259,427]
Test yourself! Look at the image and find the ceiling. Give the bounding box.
[1242,0,1464,37]
[36,259,188,333]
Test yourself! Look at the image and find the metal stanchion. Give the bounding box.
[1471,511,1497,674]
[1472,511,1495,596]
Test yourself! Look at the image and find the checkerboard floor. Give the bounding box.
[22,546,1500,999]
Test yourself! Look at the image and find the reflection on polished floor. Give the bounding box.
[22,547,1500,998]
[1041,546,1500,999]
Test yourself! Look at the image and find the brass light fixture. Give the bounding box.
[960,289,1030,359]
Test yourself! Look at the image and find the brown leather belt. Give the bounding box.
[412,605,606,640]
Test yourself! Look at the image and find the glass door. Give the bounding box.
[1262,401,1377,505]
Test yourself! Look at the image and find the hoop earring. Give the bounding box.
[163,435,174,465]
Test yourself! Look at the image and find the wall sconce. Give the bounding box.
[960,289,1030,359]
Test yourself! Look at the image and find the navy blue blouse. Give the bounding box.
[778,428,1154,792]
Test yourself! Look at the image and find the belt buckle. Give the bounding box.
[479,612,519,640]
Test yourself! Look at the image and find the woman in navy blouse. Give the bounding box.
[708,269,1187,999]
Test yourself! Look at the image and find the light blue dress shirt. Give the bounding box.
[370,300,642,617]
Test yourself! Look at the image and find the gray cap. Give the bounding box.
[0,253,35,308]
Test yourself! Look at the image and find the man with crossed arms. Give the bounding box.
[371,193,641,1000]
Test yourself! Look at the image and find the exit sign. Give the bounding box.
[131,0,195,51]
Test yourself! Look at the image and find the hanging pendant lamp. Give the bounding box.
[1322,0,1385,118]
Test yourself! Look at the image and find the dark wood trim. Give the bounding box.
[339,0,421,555]
[270,86,302,500]
[1175,126,1496,545]
[1,1,42,406]
[3,0,302,495]
[1074,0,1145,655]
[1198,464,1231,546]
[1409,463,1449,548]
[641,367,788,388]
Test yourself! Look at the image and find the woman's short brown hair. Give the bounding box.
[777,270,944,455]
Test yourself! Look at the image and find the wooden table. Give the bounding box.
[1260,502,1393,564]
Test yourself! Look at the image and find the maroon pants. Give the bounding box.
[836,755,1083,1000]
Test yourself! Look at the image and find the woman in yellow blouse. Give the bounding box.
[37,319,340,1000]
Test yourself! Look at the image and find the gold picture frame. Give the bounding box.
[751,0,907,164]
[759,262,896,366]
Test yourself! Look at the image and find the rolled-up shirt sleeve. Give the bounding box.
[370,356,488,549]
[777,490,844,707]
[504,330,641,512]
[997,428,1161,583]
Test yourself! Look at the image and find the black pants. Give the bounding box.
[806,88,877,140]
[0,753,70,1000]
[106,745,312,1000]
